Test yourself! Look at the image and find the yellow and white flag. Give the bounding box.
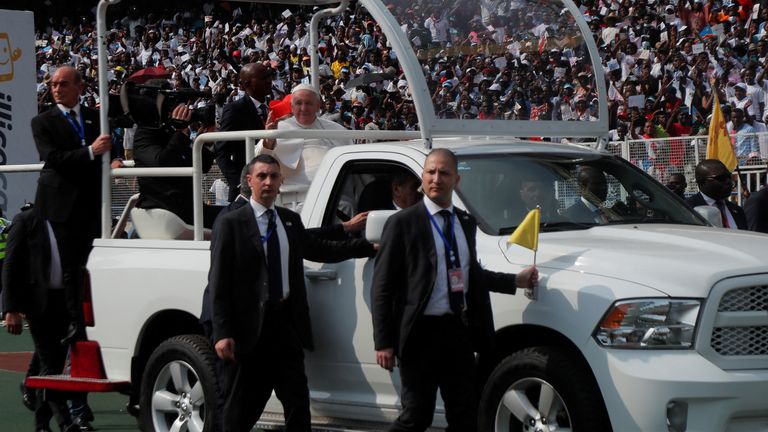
[506,208,540,251]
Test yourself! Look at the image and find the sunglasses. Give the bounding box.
[706,173,731,182]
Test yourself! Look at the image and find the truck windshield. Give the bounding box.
[455,153,706,235]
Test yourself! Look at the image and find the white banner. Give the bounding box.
[0,9,37,217]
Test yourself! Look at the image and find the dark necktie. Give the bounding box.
[266,209,283,302]
[67,110,84,142]
[716,200,730,228]
[257,103,268,122]
[439,210,464,315]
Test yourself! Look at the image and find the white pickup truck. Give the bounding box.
[83,140,768,432]
[12,1,768,431]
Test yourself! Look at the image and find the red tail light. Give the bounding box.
[82,270,95,327]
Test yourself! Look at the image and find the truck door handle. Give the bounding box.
[305,269,338,280]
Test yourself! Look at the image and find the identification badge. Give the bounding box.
[448,268,464,293]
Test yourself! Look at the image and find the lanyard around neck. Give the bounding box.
[426,208,456,258]
[64,110,85,143]
[260,212,277,244]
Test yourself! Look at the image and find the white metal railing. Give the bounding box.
[111,129,422,241]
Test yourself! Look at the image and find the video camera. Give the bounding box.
[113,81,215,129]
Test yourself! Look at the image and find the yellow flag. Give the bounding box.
[706,92,738,171]
[507,208,540,251]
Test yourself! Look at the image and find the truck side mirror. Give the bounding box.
[694,205,723,228]
[365,210,398,243]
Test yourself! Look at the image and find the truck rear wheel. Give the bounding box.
[139,335,218,432]
[478,347,611,432]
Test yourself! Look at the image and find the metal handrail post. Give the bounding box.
[245,137,256,164]
[309,0,349,91]
[97,0,122,239]
[192,137,204,241]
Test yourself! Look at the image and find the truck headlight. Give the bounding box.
[594,299,701,348]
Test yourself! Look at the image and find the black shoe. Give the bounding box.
[61,423,81,432]
[80,406,94,423]
[20,382,35,411]
[72,417,95,431]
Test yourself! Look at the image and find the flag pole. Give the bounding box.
[533,205,540,268]
[526,206,541,301]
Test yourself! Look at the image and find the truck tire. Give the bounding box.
[139,334,219,432]
[478,347,611,432]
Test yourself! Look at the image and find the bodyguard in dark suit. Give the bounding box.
[216,63,272,202]
[2,208,78,432]
[685,159,748,230]
[745,187,768,233]
[31,65,112,341]
[372,149,539,432]
[209,155,375,432]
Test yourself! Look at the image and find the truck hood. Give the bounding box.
[497,224,768,298]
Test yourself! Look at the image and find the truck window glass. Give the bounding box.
[454,152,705,235]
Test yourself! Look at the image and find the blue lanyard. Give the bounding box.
[426,208,458,265]
[64,110,85,144]
[260,213,277,244]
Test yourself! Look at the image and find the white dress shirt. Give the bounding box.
[250,199,290,297]
[422,196,471,316]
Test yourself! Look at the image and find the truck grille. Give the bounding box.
[711,286,768,357]
[711,327,768,356]
[718,286,768,312]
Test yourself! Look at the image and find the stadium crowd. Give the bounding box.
[21,0,768,168]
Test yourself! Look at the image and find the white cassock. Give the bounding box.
[256,116,352,189]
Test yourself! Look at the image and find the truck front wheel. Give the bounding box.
[139,335,219,432]
[478,347,611,432]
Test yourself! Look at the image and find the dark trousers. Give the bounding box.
[391,315,477,432]
[49,218,97,332]
[27,289,73,430]
[202,319,226,432]
[222,304,311,432]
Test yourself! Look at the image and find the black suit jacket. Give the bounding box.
[31,105,101,227]
[563,199,596,222]
[199,195,250,327]
[209,204,374,354]
[372,201,517,357]
[685,193,748,230]
[215,96,265,186]
[745,188,768,233]
[134,126,215,225]
[1,210,56,317]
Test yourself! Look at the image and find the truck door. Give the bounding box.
[303,153,422,421]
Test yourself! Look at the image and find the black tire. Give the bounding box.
[478,347,612,432]
[139,334,219,432]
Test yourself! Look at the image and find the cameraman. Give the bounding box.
[134,104,219,228]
